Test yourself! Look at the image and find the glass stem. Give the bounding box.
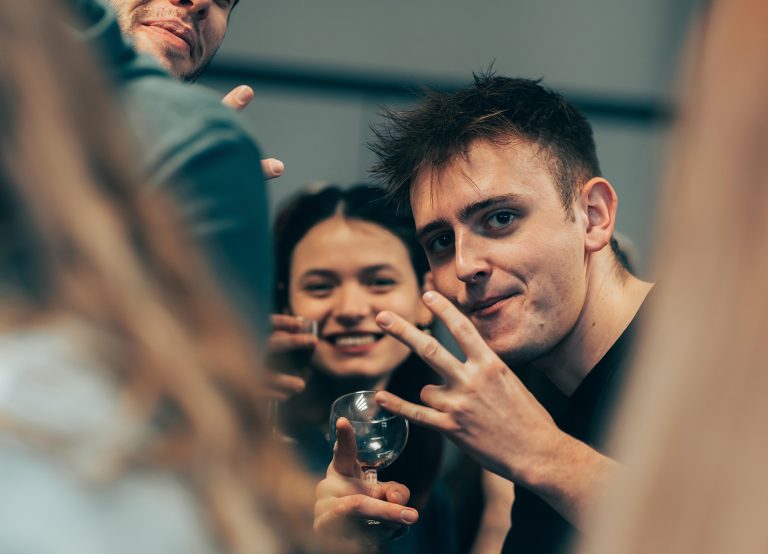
[363,469,381,526]
[268,399,280,436]
[364,468,378,485]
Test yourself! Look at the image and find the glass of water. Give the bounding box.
[329,390,409,486]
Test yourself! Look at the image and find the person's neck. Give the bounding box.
[529,253,653,396]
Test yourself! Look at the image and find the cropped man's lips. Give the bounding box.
[464,293,519,318]
[142,20,197,54]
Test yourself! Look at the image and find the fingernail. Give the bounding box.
[377,312,394,327]
[269,159,285,175]
[235,85,252,102]
[400,509,418,524]
[423,291,436,304]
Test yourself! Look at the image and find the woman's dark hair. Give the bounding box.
[273,184,442,510]
[274,184,430,312]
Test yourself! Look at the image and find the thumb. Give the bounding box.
[221,84,254,112]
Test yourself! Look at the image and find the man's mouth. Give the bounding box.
[466,294,520,318]
[142,20,197,54]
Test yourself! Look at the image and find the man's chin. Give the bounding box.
[482,331,544,368]
[133,33,197,79]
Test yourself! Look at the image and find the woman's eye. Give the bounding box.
[368,277,397,289]
[486,210,516,230]
[427,233,454,254]
[303,283,333,296]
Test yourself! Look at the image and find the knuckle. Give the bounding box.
[337,495,359,514]
[454,319,475,337]
[420,337,441,360]
[411,408,427,424]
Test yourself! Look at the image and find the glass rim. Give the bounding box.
[330,390,402,423]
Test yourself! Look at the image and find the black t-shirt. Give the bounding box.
[501,312,641,554]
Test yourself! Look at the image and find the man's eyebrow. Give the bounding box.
[416,218,451,244]
[457,194,524,222]
[416,194,524,242]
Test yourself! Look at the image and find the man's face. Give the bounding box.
[411,139,588,366]
[108,0,235,81]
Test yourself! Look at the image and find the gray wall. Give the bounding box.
[200,0,700,275]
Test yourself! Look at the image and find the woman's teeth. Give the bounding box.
[335,334,377,347]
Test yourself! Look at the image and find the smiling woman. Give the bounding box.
[270,184,457,553]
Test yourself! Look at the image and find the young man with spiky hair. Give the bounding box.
[315,74,652,553]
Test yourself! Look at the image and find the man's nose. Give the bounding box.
[454,232,491,285]
[171,0,211,17]
[333,285,370,327]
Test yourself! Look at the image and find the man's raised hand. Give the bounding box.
[220,84,285,179]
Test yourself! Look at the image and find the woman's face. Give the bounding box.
[288,215,431,381]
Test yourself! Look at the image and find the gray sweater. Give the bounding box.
[0,331,220,554]
[73,0,273,339]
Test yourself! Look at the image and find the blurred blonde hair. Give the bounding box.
[0,1,319,552]
[578,0,768,552]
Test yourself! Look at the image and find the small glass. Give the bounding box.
[329,391,409,516]
[267,317,318,439]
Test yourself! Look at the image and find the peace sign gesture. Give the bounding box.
[374,291,613,521]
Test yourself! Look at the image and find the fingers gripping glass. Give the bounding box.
[268,317,318,439]
[329,391,409,527]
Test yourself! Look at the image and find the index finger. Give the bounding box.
[376,310,461,381]
[331,417,360,478]
[421,291,495,363]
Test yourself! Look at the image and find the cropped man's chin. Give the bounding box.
[132,35,190,78]
[155,54,191,79]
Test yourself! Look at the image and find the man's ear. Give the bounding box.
[579,177,618,253]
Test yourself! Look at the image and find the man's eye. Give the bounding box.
[485,210,516,230]
[427,233,454,254]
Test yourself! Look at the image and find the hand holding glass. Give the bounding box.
[267,316,318,437]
